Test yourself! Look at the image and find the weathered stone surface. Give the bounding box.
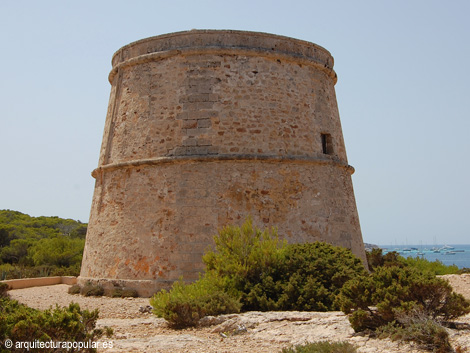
[79,30,366,296]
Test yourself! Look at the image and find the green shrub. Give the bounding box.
[68,284,81,295]
[0,297,112,353]
[80,283,104,297]
[457,267,470,274]
[0,263,15,280]
[121,288,138,298]
[338,265,470,332]
[150,274,241,328]
[203,219,367,312]
[241,242,367,311]
[280,341,357,353]
[366,248,403,271]
[402,257,458,276]
[203,218,286,292]
[110,287,123,298]
[110,287,139,298]
[0,282,9,298]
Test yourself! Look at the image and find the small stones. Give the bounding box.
[139,305,153,314]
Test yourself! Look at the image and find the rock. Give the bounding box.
[198,315,228,327]
[139,305,153,313]
[211,318,240,333]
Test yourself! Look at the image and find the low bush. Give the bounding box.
[121,288,138,298]
[457,267,470,274]
[280,341,357,353]
[80,283,104,297]
[150,274,241,328]
[110,287,123,298]
[68,284,81,295]
[338,265,470,332]
[0,282,9,298]
[0,297,112,353]
[377,309,452,353]
[111,287,139,298]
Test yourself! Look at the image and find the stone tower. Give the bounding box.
[79,30,366,296]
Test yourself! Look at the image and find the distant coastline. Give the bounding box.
[364,242,379,251]
[378,244,470,269]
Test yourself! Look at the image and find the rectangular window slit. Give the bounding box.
[321,133,333,155]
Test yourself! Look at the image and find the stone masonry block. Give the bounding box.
[173,147,187,156]
[182,119,197,129]
[179,94,219,103]
[186,85,213,94]
[196,102,215,110]
[206,146,220,155]
[182,138,198,147]
[189,94,218,103]
[184,128,211,136]
[177,111,218,120]
[197,119,212,128]
[196,138,212,146]
[176,112,189,120]
[185,146,208,155]
[195,110,218,119]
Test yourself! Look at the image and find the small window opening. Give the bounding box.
[321,133,333,155]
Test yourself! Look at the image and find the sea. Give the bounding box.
[379,244,470,269]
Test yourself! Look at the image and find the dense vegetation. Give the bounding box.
[0,210,86,279]
[0,284,112,353]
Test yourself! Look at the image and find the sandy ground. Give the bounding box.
[7,274,470,353]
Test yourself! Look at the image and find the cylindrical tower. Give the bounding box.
[79,30,366,296]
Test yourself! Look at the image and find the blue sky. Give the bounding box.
[1,1,469,245]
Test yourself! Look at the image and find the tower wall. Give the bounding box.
[79,30,366,296]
